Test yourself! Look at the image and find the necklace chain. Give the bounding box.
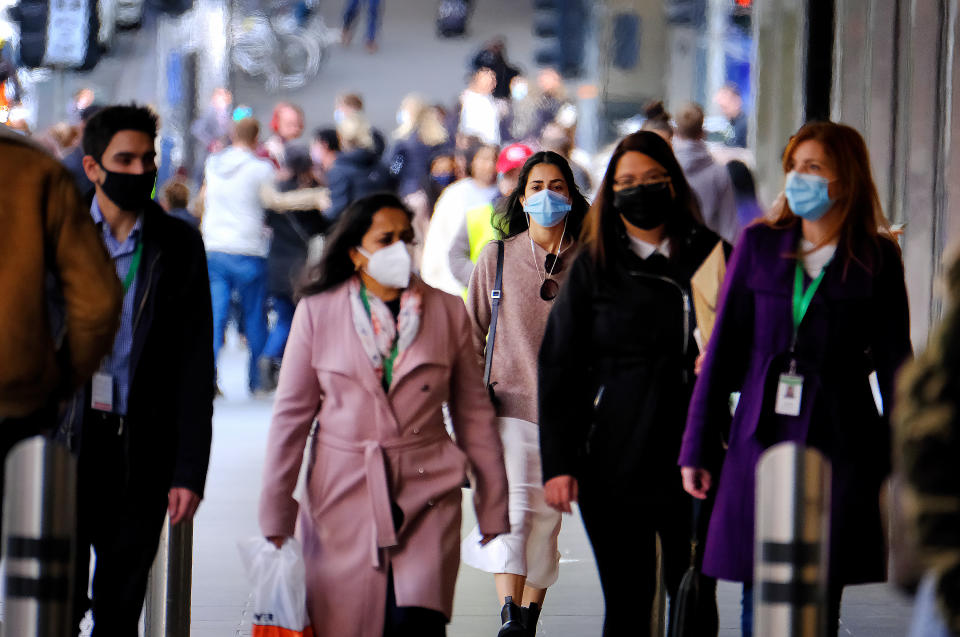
[529,219,567,286]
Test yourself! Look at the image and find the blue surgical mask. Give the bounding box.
[432,173,455,187]
[784,171,835,221]
[524,189,571,228]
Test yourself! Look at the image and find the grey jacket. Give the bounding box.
[674,138,739,244]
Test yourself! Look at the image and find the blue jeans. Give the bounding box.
[343,0,380,43]
[910,574,953,637]
[208,252,268,391]
[263,295,296,360]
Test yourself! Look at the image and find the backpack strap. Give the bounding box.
[482,240,504,388]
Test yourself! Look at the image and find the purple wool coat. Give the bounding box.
[678,222,912,585]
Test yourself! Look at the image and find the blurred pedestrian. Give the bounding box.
[460,151,589,637]
[714,83,747,148]
[726,160,764,231]
[472,36,521,101]
[0,124,120,550]
[191,88,233,180]
[640,100,674,145]
[340,0,381,52]
[674,103,738,243]
[334,92,386,157]
[67,87,96,125]
[459,67,501,145]
[160,178,200,229]
[326,112,395,222]
[259,192,509,636]
[259,145,330,390]
[539,122,592,193]
[310,127,340,185]
[680,122,912,636]
[539,131,723,637]
[447,143,533,288]
[202,117,275,394]
[265,102,305,168]
[390,94,451,199]
[896,251,960,637]
[421,142,499,296]
[73,104,214,635]
[62,104,105,203]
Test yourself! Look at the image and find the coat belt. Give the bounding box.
[315,429,449,568]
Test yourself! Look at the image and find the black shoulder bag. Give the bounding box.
[483,240,504,405]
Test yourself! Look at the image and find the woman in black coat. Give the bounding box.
[538,131,722,636]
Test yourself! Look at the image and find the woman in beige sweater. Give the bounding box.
[460,151,590,636]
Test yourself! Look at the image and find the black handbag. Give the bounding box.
[670,499,704,637]
[482,240,504,406]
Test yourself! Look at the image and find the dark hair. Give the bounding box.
[641,100,673,138]
[82,103,159,163]
[463,142,498,178]
[284,144,314,178]
[301,192,413,296]
[161,179,190,209]
[582,131,703,270]
[314,127,340,152]
[726,160,758,203]
[493,151,589,240]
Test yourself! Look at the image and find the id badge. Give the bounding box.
[774,373,804,417]
[91,372,114,412]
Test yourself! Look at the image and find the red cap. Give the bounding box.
[496,143,534,174]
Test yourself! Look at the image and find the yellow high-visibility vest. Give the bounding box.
[466,203,498,264]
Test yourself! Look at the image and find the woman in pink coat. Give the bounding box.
[259,192,510,636]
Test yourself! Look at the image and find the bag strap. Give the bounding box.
[482,240,504,388]
[688,498,702,568]
[284,213,312,246]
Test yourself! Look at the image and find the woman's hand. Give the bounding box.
[479,533,499,546]
[544,475,579,513]
[694,352,706,376]
[267,535,287,549]
[681,467,712,500]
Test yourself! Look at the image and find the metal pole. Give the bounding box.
[754,442,831,637]
[144,516,193,637]
[1,436,76,637]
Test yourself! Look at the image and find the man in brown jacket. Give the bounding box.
[0,125,122,502]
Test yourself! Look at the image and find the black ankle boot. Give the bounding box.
[521,603,541,636]
[497,596,525,636]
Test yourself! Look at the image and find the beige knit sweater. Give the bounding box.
[465,233,576,424]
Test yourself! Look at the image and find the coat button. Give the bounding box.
[427,499,434,506]
[412,428,420,434]
[418,467,425,475]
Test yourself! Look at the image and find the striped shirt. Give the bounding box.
[90,199,143,415]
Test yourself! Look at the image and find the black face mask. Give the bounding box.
[613,182,673,230]
[99,167,157,212]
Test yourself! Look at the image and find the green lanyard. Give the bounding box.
[359,284,400,388]
[791,260,827,350]
[122,241,144,295]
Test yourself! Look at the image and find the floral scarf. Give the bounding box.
[348,277,423,389]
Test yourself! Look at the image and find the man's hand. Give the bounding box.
[681,467,712,500]
[168,488,201,525]
[267,535,287,550]
[544,475,578,513]
[479,533,499,546]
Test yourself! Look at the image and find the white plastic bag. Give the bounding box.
[238,536,313,637]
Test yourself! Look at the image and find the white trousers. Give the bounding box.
[461,417,562,589]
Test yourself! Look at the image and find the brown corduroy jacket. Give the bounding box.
[0,127,122,418]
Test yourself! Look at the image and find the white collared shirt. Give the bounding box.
[627,234,672,260]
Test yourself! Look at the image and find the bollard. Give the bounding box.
[1,436,76,637]
[144,516,193,637]
[754,443,831,637]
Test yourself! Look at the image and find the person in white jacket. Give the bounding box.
[420,143,499,297]
[202,117,276,394]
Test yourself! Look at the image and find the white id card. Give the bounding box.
[775,373,804,417]
[91,372,114,412]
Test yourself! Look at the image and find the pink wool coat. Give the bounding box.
[259,277,510,636]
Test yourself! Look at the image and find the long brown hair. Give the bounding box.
[768,121,893,268]
[582,131,703,270]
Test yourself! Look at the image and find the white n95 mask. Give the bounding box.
[357,241,412,289]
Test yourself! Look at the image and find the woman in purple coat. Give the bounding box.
[679,121,912,635]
